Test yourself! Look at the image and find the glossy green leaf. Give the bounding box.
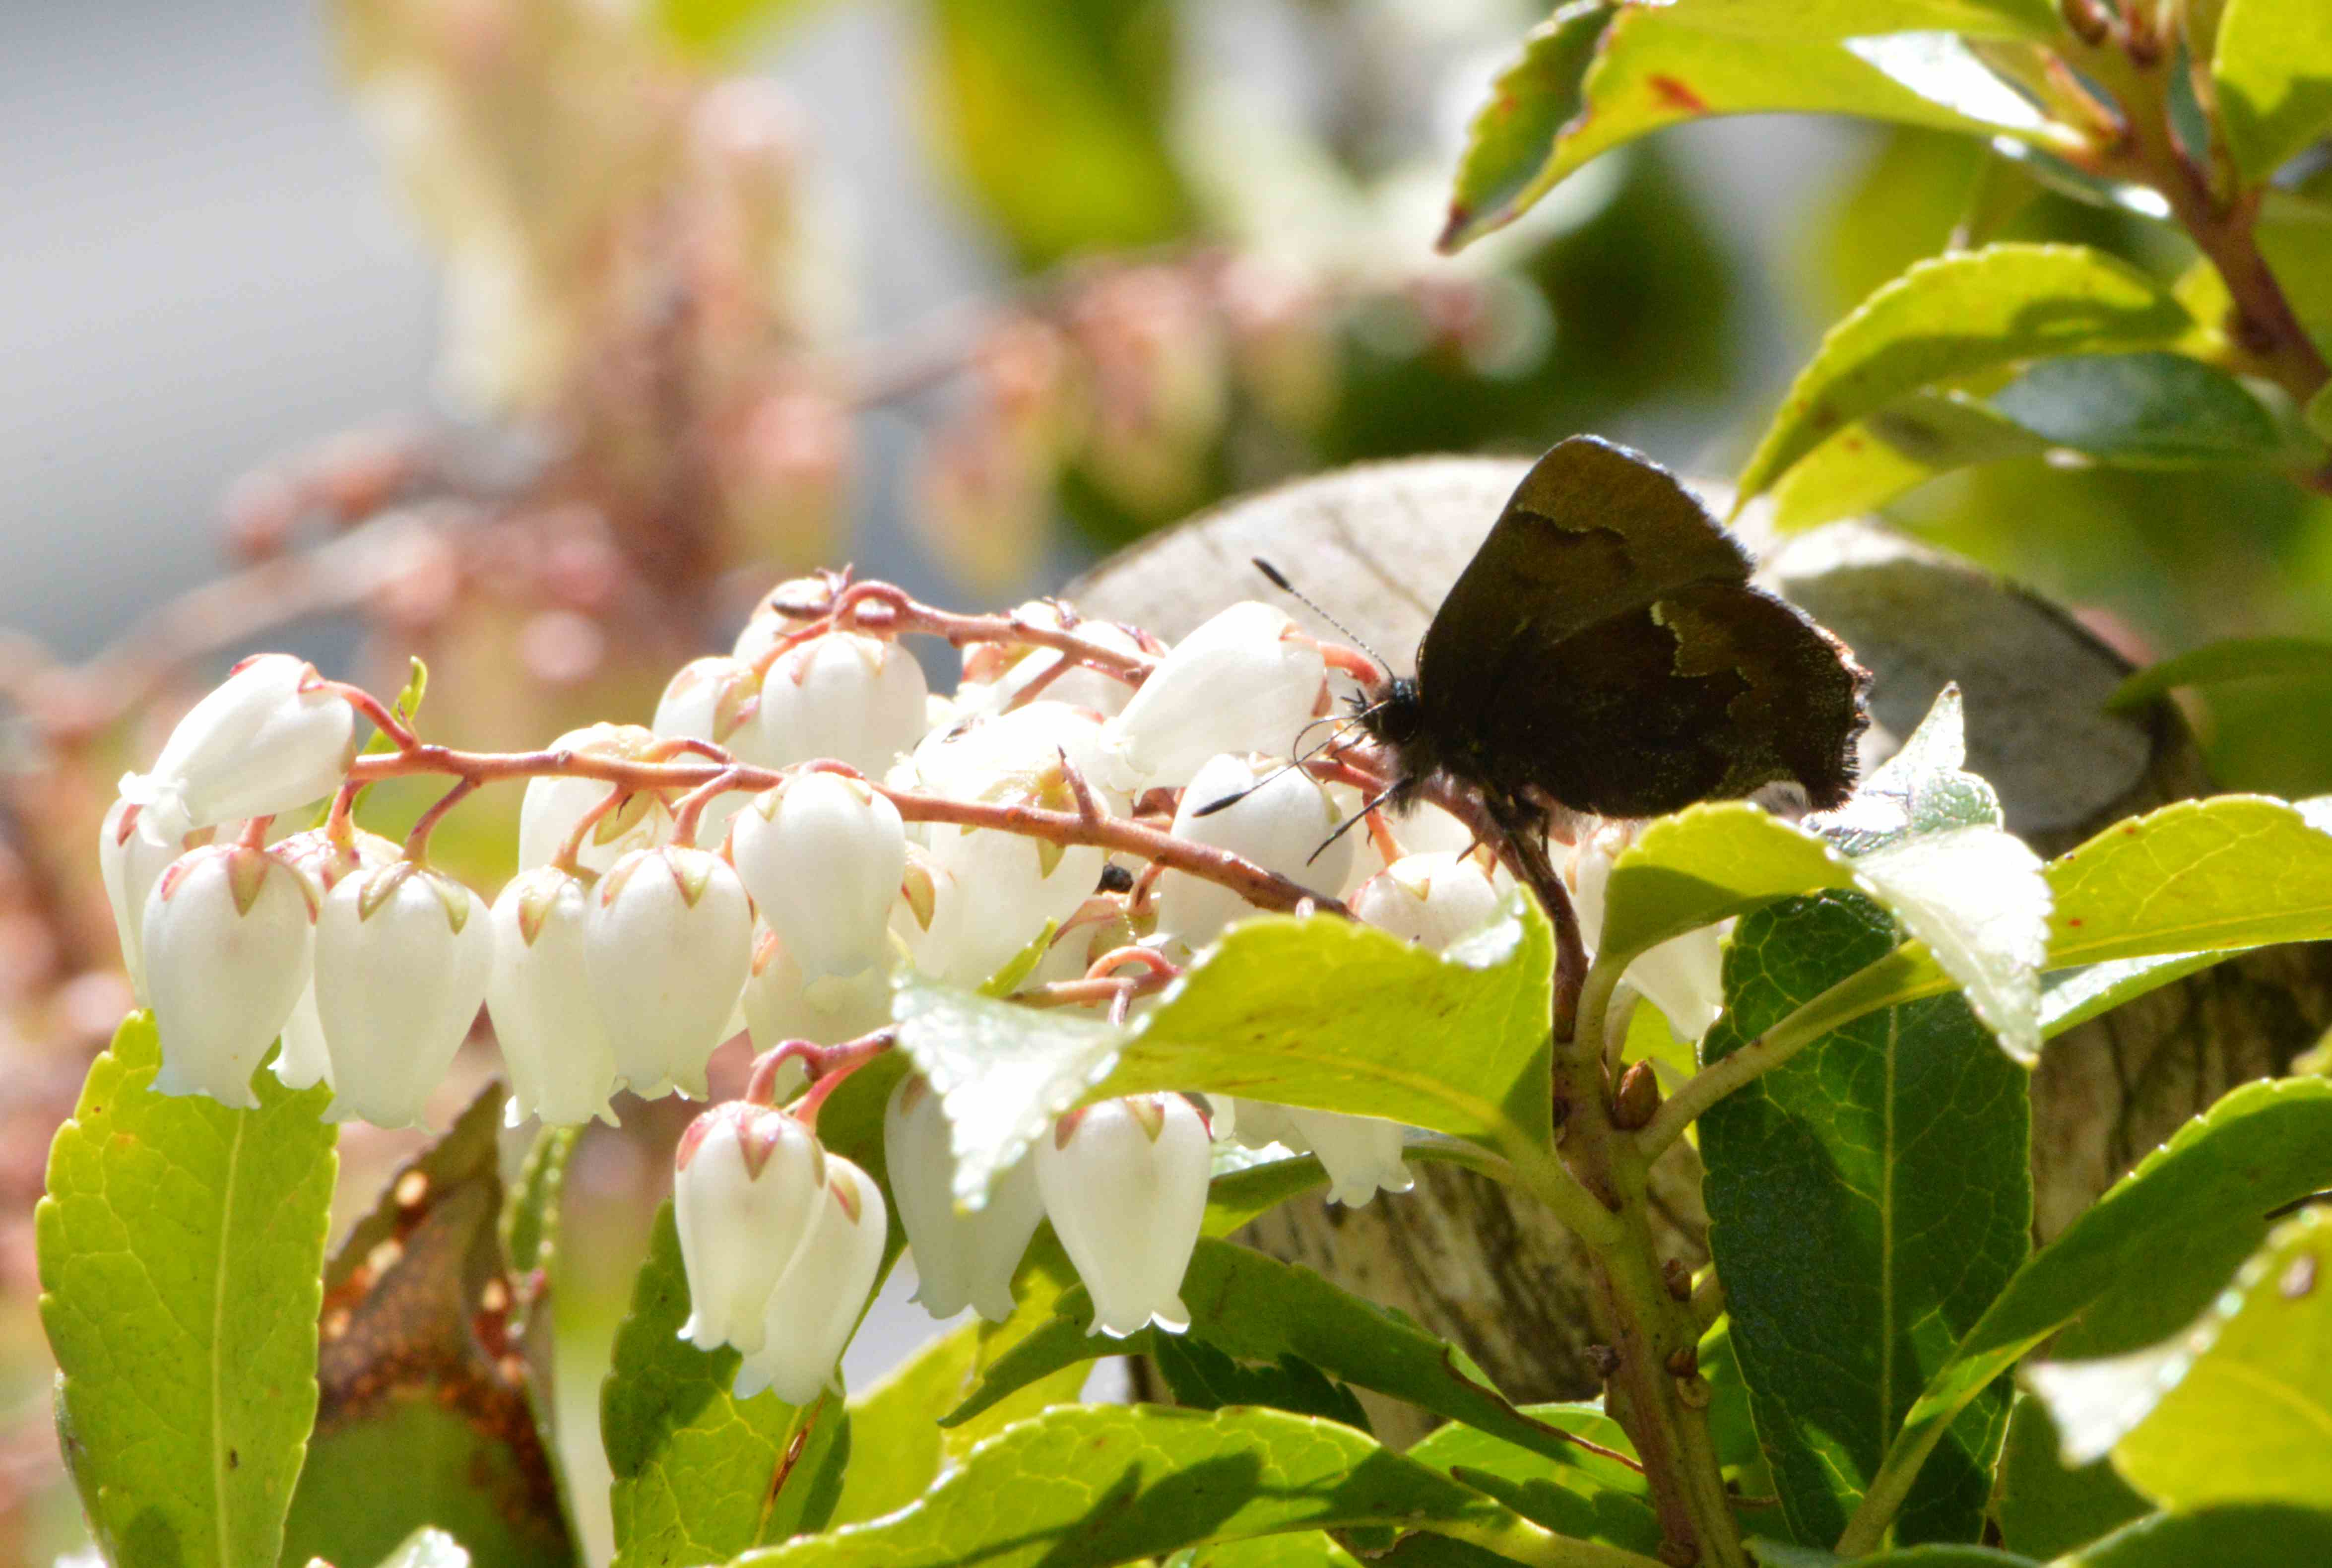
[1736,245,2193,507]
[38,1015,337,1568]
[925,0,1191,270]
[2028,1209,2332,1508]
[2034,952,2229,1038]
[1767,392,2045,532]
[1597,804,1852,961]
[604,1204,848,1566]
[1165,1538,1364,1568]
[2212,0,2332,182]
[1151,1337,1370,1430]
[729,1404,1581,1568]
[2105,635,2332,710]
[1746,1545,2034,1567]
[1986,351,2292,465]
[1441,8,2074,249]
[284,1085,574,1568]
[895,895,1556,1208]
[1402,1405,1660,1556]
[2065,1503,2332,1566]
[1848,1076,2332,1552]
[1817,685,2003,852]
[947,1237,1615,1484]
[1991,1393,2147,1561]
[1643,0,2063,40]
[1698,894,2031,1545]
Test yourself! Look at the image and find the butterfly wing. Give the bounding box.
[1415,437,1866,817]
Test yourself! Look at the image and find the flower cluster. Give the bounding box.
[96,570,1725,1392]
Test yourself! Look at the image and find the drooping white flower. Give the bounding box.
[486,866,621,1127]
[1154,753,1351,952]
[731,573,843,668]
[1351,852,1502,950]
[143,844,316,1108]
[1280,1105,1412,1207]
[98,797,209,1004]
[588,846,754,1100]
[516,724,674,874]
[741,926,894,1057]
[744,631,927,776]
[673,1100,827,1357]
[1035,1095,1210,1338]
[1096,602,1324,791]
[885,1074,1043,1322]
[652,655,766,848]
[1569,823,1728,1041]
[730,772,905,989]
[736,1152,888,1402]
[270,828,401,1091]
[313,860,492,1128]
[118,654,357,841]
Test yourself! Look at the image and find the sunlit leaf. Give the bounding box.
[2106,635,2332,711]
[2212,0,2332,182]
[1991,1392,2148,1561]
[2065,1504,2332,1566]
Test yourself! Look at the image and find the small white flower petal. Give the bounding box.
[1035,1096,1210,1339]
[674,1102,826,1357]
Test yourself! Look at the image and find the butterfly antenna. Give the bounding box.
[1308,784,1401,864]
[1190,715,1366,819]
[1251,558,1391,678]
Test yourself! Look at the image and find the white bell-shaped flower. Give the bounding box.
[742,926,893,1056]
[117,653,357,841]
[1155,753,1351,951]
[731,573,842,668]
[745,631,927,776]
[588,846,754,1100]
[731,772,905,989]
[1035,1095,1211,1338]
[885,1074,1043,1322]
[1352,852,1502,950]
[736,1153,888,1402]
[673,1101,827,1356]
[956,603,1144,719]
[486,866,621,1127]
[517,724,674,874]
[313,860,491,1128]
[143,844,316,1108]
[653,655,768,847]
[1569,823,1728,1041]
[270,827,400,1091]
[1280,1105,1413,1207]
[99,798,207,1004]
[1096,603,1324,791]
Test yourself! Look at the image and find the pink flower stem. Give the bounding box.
[404,777,476,862]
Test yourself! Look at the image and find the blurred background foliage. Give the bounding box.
[2,0,2330,1563]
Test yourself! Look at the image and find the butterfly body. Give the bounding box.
[1357,436,1868,822]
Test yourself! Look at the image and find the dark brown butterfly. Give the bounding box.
[1279,436,1869,830]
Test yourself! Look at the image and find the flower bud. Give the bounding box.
[736,1153,888,1403]
[517,724,674,874]
[731,772,905,987]
[653,656,765,848]
[313,860,491,1128]
[1096,603,1324,791]
[1569,824,1727,1041]
[674,1101,827,1356]
[1155,754,1350,951]
[99,798,209,1004]
[143,844,316,1108]
[268,828,400,1091]
[117,654,357,840]
[742,926,894,1053]
[1035,1095,1210,1338]
[486,867,621,1127]
[745,631,927,776]
[1352,852,1502,951]
[955,603,1143,719]
[885,1074,1043,1322]
[588,846,754,1100]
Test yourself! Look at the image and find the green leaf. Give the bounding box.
[2212,0,2332,182]
[604,1203,848,1567]
[1984,352,2293,465]
[2065,1504,2332,1566]
[2105,636,2332,711]
[653,0,831,60]
[1991,1393,2147,1561]
[502,1123,578,1282]
[924,0,1192,270]
[1638,0,2064,40]
[37,1015,337,1568]
[1698,894,2032,1546]
[729,1404,1574,1568]
[2309,382,2332,443]
[1597,804,1852,961]
[947,1237,1614,1485]
[1850,1076,2332,1552]
[894,895,1557,1207]
[982,918,1059,997]
[284,1085,576,1568]
[1440,8,2073,249]
[1736,245,2193,507]
[1818,685,2004,851]
[2035,952,2230,1038]
[1767,392,2047,532]
[2028,1208,2332,1508]
[1151,1336,1371,1430]
[1746,1545,2035,1567]
[1402,1405,1660,1556]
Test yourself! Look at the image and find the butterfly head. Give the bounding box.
[1355,676,1423,749]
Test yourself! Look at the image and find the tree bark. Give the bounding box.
[1069,457,2332,1441]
